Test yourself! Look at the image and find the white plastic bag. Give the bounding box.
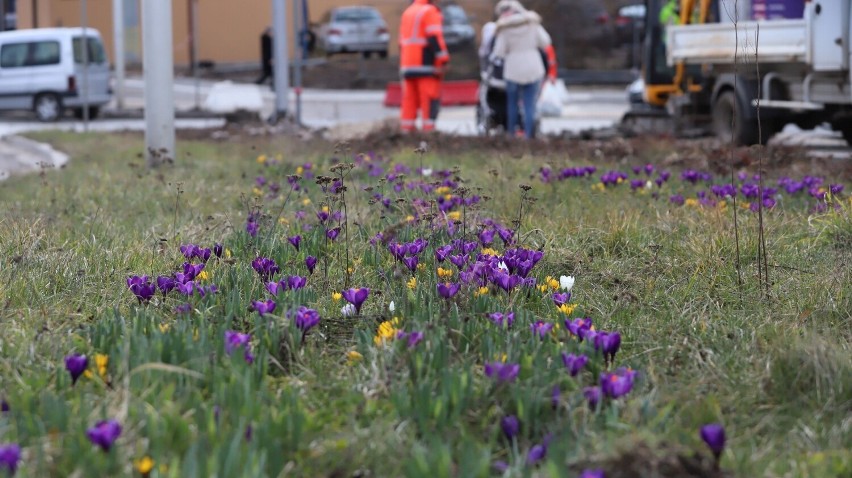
[537,81,562,118]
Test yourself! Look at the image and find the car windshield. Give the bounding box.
[443,6,467,24]
[333,8,381,22]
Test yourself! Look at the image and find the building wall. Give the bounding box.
[15,0,496,67]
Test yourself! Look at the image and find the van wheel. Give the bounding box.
[34,93,63,122]
[74,106,100,120]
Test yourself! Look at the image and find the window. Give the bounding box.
[334,8,381,22]
[30,41,60,66]
[0,43,28,68]
[73,37,106,64]
[0,41,60,68]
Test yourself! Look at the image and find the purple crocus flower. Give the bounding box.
[157,275,176,295]
[435,245,453,262]
[484,361,520,383]
[497,227,514,246]
[197,284,218,298]
[65,354,88,385]
[197,247,212,262]
[565,317,594,341]
[594,331,622,363]
[479,228,495,246]
[437,282,461,299]
[494,273,521,292]
[396,330,424,348]
[251,257,280,281]
[251,299,276,316]
[402,256,419,273]
[180,243,197,259]
[0,443,21,475]
[670,194,685,206]
[561,353,589,377]
[295,306,321,333]
[342,288,370,314]
[182,262,204,280]
[305,256,317,274]
[287,235,301,251]
[580,469,606,478]
[265,281,281,296]
[600,368,637,399]
[126,275,156,303]
[177,281,195,296]
[213,243,224,258]
[86,419,122,451]
[530,321,554,339]
[224,330,251,356]
[584,386,602,409]
[488,312,514,328]
[1,399,9,413]
[526,443,547,466]
[245,220,259,237]
[326,227,341,241]
[449,254,469,268]
[286,275,307,290]
[552,292,571,307]
[700,423,726,460]
[500,415,519,440]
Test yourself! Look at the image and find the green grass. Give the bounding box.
[0,131,850,477]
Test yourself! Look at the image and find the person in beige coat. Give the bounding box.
[491,2,552,138]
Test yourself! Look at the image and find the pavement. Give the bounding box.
[0,77,631,181]
[1,76,848,182]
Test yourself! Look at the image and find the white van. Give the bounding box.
[0,28,111,121]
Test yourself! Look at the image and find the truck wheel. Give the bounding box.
[713,91,760,145]
[34,93,63,122]
[830,119,852,145]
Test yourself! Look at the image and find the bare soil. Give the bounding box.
[176,122,852,183]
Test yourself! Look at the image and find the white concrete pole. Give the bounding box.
[112,0,125,110]
[292,0,302,125]
[81,0,90,131]
[142,0,175,167]
[272,0,289,121]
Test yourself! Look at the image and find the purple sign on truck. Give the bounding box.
[752,0,805,20]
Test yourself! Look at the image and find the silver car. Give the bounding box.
[318,6,390,59]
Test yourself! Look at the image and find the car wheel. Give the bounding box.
[362,51,372,59]
[378,50,388,59]
[74,106,100,120]
[34,93,63,122]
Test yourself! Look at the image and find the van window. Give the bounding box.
[73,36,106,64]
[0,41,61,68]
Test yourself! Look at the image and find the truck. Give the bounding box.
[623,0,852,145]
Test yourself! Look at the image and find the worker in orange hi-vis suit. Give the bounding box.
[399,0,450,132]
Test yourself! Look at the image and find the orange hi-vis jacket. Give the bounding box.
[399,0,450,78]
[544,44,558,81]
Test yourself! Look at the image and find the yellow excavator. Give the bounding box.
[621,0,719,139]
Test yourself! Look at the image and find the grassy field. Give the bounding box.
[0,131,850,477]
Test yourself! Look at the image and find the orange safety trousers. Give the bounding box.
[401,76,441,132]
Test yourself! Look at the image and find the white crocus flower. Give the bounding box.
[341,303,356,317]
[498,261,509,272]
[388,301,396,313]
[422,168,433,177]
[559,275,575,292]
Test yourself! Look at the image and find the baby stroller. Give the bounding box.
[475,56,539,137]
